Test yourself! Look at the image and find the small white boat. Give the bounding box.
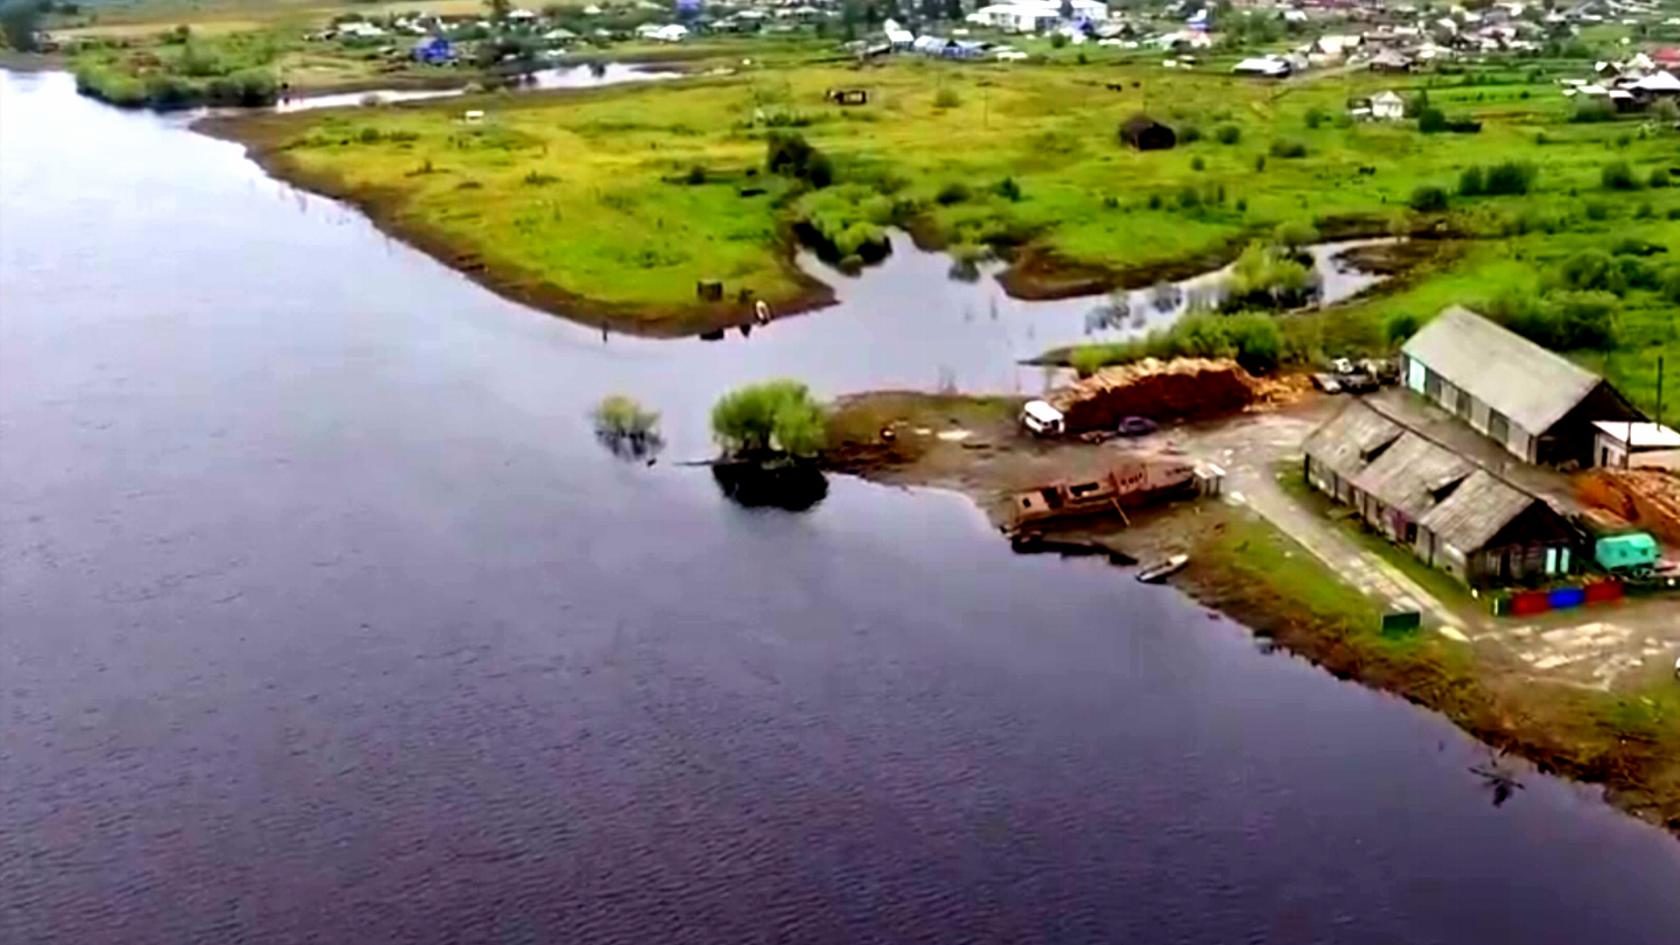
[1136,553,1189,583]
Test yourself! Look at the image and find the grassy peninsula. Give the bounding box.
[208,54,1680,343]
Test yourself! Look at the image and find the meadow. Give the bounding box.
[218,55,1680,378]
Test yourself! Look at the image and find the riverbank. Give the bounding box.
[823,389,1680,837]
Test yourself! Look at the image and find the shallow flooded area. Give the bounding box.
[3,70,1679,945]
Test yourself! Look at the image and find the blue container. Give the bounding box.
[1548,586,1585,610]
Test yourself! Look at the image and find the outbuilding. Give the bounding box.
[1303,399,1581,587]
[1119,114,1175,150]
[1400,306,1644,467]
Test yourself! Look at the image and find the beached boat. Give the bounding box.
[1136,554,1189,583]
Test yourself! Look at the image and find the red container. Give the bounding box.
[1584,580,1624,604]
[1510,590,1552,616]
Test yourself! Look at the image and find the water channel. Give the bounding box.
[3,70,1678,945]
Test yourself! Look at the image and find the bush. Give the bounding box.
[1224,312,1283,374]
[1273,220,1319,250]
[1559,250,1621,293]
[1662,266,1680,304]
[1269,138,1307,159]
[1584,201,1610,221]
[1491,290,1618,350]
[1049,32,1068,49]
[1570,99,1614,123]
[935,181,971,205]
[592,395,660,441]
[684,164,707,185]
[933,87,960,109]
[1601,161,1639,191]
[1458,166,1485,197]
[1649,168,1672,189]
[1226,241,1314,309]
[711,380,827,458]
[1417,107,1448,133]
[805,151,834,188]
[1254,154,1267,172]
[1408,185,1449,212]
[1484,160,1535,196]
[994,176,1022,202]
[1190,156,1205,172]
[1180,123,1202,144]
[1215,123,1241,145]
[1385,311,1422,345]
[1304,106,1328,130]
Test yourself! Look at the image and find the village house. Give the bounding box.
[1400,306,1645,468]
[1303,398,1581,587]
[1591,422,1680,471]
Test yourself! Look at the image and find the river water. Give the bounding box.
[2,70,1677,945]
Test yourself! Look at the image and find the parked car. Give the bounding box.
[1116,416,1158,437]
[1021,399,1065,437]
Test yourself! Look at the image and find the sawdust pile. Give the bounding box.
[1047,358,1262,433]
[1576,468,1680,544]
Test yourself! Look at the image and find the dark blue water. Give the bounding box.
[2,70,1677,945]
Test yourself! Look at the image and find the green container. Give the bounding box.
[1595,533,1659,572]
[1381,610,1422,636]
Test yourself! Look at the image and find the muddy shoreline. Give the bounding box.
[822,390,1680,839]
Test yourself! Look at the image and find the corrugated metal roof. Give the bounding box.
[1418,471,1539,552]
[1401,305,1601,436]
[1304,399,1551,552]
[1300,399,1403,479]
[1350,433,1474,520]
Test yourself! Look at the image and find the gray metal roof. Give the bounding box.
[1300,399,1404,480]
[1401,305,1602,436]
[1418,470,1541,552]
[1304,399,1553,552]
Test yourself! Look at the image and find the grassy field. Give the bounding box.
[212,55,1680,346]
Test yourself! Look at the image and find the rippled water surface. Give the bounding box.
[3,71,1678,945]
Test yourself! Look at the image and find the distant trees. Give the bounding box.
[0,0,42,52]
[1457,160,1535,197]
[711,380,828,459]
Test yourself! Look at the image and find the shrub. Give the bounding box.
[1635,202,1655,220]
[1224,312,1283,374]
[1408,185,1448,212]
[592,395,660,441]
[1601,160,1639,191]
[1215,123,1241,145]
[1584,200,1610,221]
[1226,241,1314,309]
[1648,168,1672,189]
[1273,220,1319,249]
[1254,154,1267,172]
[1570,99,1614,123]
[1050,32,1068,49]
[711,380,828,458]
[804,151,834,188]
[1190,156,1205,172]
[1180,123,1202,144]
[1147,193,1163,210]
[1662,266,1680,304]
[1304,106,1328,130]
[994,176,1022,202]
[1235,197,1247,212]
[1491,290,1618,350]
[1417,107,1448,133]
[1484,160,1535,196]
[1269,138,1307,159]
[1176,185,1201,210]
[1559,250,1621,293]
[1385,311,1422,345]
[933,87,960,109]
[1458,166,1485,196]
[684,164,707,185]
[935,181,971,205]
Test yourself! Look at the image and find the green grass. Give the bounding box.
[1200,506,1386,632]
[234,55,1680,346]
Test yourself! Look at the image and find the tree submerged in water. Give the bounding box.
[591,395,663,460]
[710,379,827,460]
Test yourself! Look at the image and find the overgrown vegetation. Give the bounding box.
[711,379,827,459]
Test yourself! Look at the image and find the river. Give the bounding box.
[2,70,1677,945]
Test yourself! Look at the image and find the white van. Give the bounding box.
[1021,400,1065,437]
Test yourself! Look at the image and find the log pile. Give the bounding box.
[1047,358,1261,434]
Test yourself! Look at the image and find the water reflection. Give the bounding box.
[270,63,678,113]
[711,461,830,511]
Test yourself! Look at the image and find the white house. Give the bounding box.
[967,0,1106,33]
[635,23,690,42]
[1232,55,1292,77]
[1371,90,1405,120]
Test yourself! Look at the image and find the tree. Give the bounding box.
[0,0,42,52]
[711,380,828,458]
[1408,185,1448,212]
[484,0,512,22]
[945,0,963,22]
[1385,312,1422,345]
[1059,0,1073,19]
